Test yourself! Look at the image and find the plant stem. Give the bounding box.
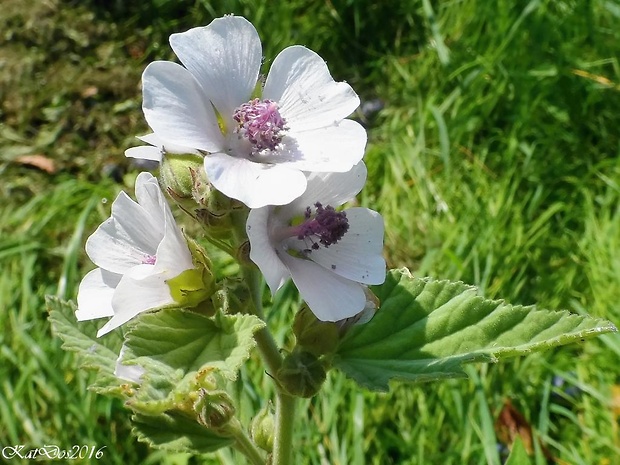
[239,262,283,373]
[272,392,296,465]
[230,211,297,464]
[228,418,266,465]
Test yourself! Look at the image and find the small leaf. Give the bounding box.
[121,309,265,414]
[333,269,617,391]
[47,296,127,397]
[132,411,233,455]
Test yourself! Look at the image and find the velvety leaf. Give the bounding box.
[132,411,233,454]
[46,296,126,397]
[120,309,264,414]
[333,269,617,391]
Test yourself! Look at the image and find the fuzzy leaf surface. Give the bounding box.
[120,309,264,414]
[132,412,233,454]
[47,296,126,397]
[333,269,617,391]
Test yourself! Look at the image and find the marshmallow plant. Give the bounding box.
[49,15,615,465]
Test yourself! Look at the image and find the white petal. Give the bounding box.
[170,17,261,121]
[142,61,224,152]
[85,191,163,274]
[133,172,167,227]
[76,268,120,320]
[153,212,194,278]
[277,120,366,172]
[264,46,360,131]
[96,265,174,337]
[124,145,163,162]
[125,134,200,161]
[281,254,366,321]
[204,154,307,208]
[279,162,367,219]
[114,345,145,384]
[246,208,290,294]
[304,208,386,284]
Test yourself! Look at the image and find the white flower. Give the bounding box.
[76,172,195,337]
[130,15,366,208]
[246,163,385,321]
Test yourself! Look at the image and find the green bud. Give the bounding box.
[292,306,340,356]
[159,153,241,237]
[194,387,236,430]
[159,153,204,206]
[250,405,274,453]
[277,350,327,398]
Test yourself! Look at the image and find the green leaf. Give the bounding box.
[121,309,265,415]
[333,269,617,391]
[132,411,233,454]
[505,436,532,465]
[46,296,126,397]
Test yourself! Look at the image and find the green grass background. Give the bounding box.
[1,0,619,463]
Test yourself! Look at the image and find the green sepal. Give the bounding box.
[167,236,215,309]
[277,349,327,398]
[333,268,617,391]
[293,306,341,356]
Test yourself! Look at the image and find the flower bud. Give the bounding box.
[159,153,240,237]
[277,350,326,398]
[194,387,236,430]
[292,306,340,356]
[159,153,204,207]
[250,405,274,453]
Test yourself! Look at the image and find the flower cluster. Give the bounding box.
[78,15,385,340]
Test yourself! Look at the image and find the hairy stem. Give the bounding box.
[231,209,296,464]
[272,392,296,465]
[227,418,266,465]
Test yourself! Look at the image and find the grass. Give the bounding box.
[1,0,619,463]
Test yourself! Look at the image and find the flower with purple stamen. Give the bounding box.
[246,163,386,321]
[127,15,366,208]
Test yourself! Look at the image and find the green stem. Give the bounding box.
[272,392,296,465]
[242,264,284,377]
[230,209,296,464]
[242,264,297,464]
[228,418,266,465]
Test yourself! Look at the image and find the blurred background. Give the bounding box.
[1,0,619,463]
